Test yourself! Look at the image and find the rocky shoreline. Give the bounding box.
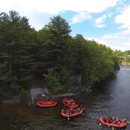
[120,62,130,66]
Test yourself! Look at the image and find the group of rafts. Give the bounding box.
[36,94,84,119]
[61,98,84,120]
[36,94,129,129]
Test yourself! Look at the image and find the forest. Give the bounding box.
[0,11,121,100]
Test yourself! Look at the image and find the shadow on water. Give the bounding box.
[0,66,130,130]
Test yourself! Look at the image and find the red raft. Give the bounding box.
[37,101,57,108]
[63,98,78,108]
[61,107,84,118]
[99,116,127,128]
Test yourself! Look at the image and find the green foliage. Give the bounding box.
[10,82,21,90]
[0,10,121,95]
[60,67,75,89]
[41,15,72,69]
[19,89,28,103]
[115,50,130,63]
[0,10,35,92]
[0,70,10,81]
[44,68,64,94]
[44,68,74,94]
[125,56,130,62]
[125,50,130,55]
[115,50,125,57]
[0,89,9,100]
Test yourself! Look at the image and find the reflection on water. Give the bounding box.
[0,66,130,130]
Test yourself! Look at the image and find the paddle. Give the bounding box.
[97,119,101,126]
[68,117,70,120]
[83,107,85,111]
[42,94,46,97]
[98,123,102,126]
[62,105,67,111]
[112,127,114,130]
[127,121,130,124]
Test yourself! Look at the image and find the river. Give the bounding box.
[0,66,130,130]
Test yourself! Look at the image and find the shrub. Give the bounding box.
[19,89,28,103]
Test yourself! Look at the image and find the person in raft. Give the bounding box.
[80,105,83,110]
[42,92,53,101]
[36,94,39,102]
[48,93,53,101]
[36,94,42,101]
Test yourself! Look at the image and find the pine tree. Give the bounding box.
[43,15,72,69]
[0,11,35,92]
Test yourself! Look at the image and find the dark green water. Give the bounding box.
[0,66,130,130]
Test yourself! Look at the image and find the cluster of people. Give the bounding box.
[36,93,53,102]
[62,105,83,115]
[65,98,76,105]
[103,116,127,125]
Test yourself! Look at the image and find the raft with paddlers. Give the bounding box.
[37,101,57,107]
[63,98,78,108]
[98,116,127,129]
[61,105,84,119]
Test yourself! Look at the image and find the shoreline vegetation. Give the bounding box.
[1,62,130,105]
[1,63,130,105]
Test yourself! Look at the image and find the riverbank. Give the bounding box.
[1,87,92,104]
[1,92,85,104]
[1,96,20,104]
[120,61,130,66]
[0,93,76,104]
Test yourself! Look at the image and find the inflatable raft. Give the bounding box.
[61,107,83,118]
[63,98,78,108]
[37,101,57,107]
[99,116,127,128]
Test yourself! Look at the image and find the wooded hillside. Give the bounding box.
[0,11,119,96]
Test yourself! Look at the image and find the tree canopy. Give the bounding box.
[0,10,120,95]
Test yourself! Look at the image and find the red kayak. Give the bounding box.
[61,107,84,118]
[99,116,127,128]
[63,98,78,108]
[37,101,57,107]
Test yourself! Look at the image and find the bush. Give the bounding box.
[19,89,28,103]
[0,89,9,100]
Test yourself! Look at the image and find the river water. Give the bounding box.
[0,66,130,130]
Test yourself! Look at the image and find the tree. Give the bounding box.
[0,11,35,93]
[38,15,74,92]
[43,15,71,68]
